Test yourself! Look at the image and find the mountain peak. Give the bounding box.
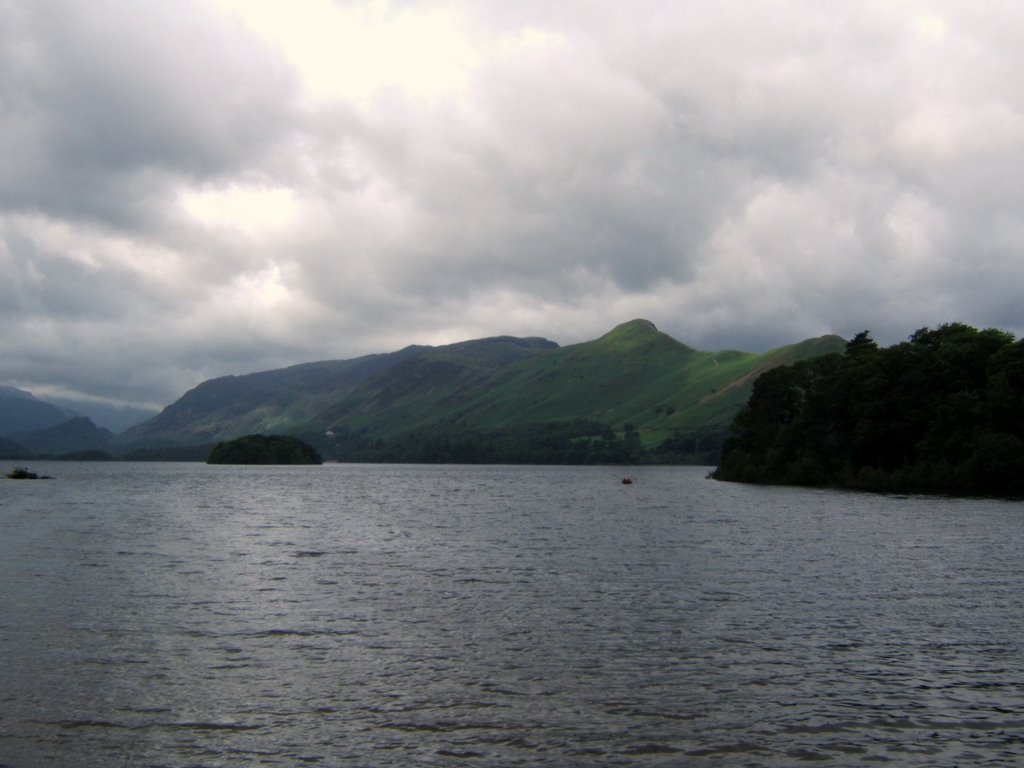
[597,319,658,343]
[592,319,692,354]
[609,319,658,335]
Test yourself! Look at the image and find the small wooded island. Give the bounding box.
[713,323,1024,497]
[207,434,323,465]
[5,466,51,479]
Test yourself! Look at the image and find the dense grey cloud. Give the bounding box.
[3,0,1024,411]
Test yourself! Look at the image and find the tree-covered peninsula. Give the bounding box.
[713,323,1024,497]
[207,434,323,465]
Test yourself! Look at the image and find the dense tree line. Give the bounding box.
[713,323,1024,496]
[321,419,725,465]
[326,420,619,464]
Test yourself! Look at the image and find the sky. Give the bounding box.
[3,0,1024,412]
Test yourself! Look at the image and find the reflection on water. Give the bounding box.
[1,462,1022,766]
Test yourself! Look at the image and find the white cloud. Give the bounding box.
[913,13,948,42]
[3,0,1024,410]
[207,0,479,106]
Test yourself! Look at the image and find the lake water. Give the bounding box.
[1,462,1022,767]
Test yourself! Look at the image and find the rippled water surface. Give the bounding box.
[1,462,1023,766]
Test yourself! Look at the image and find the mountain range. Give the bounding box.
[0,385,157,458]
[112,319,844,463]
[0,386,115,458]
[3,320,845,462]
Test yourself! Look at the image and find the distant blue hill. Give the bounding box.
[0,386,134,457]
[18,416,114,457]
[0,435,27,459]
[0,386,69,437]
[45,396,158,434]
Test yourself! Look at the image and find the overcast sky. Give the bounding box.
[3,0,1024,409]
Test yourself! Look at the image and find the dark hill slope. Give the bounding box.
[310,336,562,436]
[20,416,113,456]
[0,436,27,458]
[116,350,422,449]
[116,336,557,450]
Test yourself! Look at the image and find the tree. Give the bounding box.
[714,324,1024,497]
[207,434,323,465]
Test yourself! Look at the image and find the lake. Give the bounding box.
[1,462,1022,766]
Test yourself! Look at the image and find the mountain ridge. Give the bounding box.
[116,320,846,463]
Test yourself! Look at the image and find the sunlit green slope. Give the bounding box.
[314,319,844,447]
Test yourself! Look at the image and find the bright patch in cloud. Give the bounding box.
[498,26,565,55]
[234,263,291,313]
[200,262,314,342]
[206,0,479,105]
[913,13,948,42]
[180,184,299,236]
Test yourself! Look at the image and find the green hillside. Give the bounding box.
[117,320,845,464]
[116,349,422,448]
[308,320,842,449]
[115,336,556,449]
